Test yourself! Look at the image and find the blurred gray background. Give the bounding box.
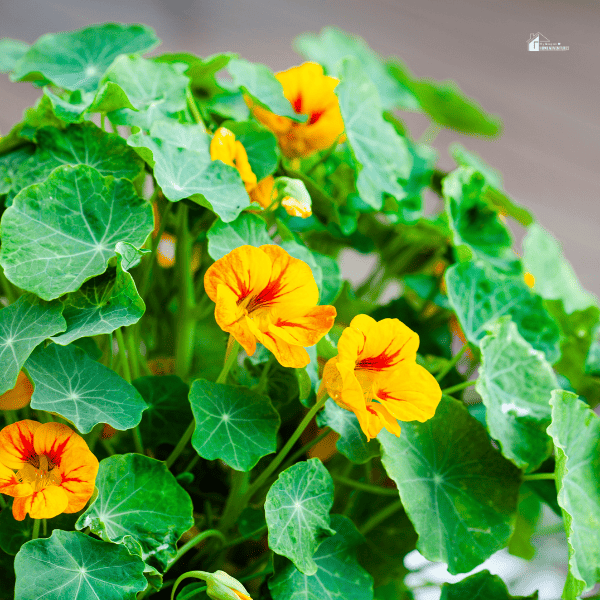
[1,0,598,296]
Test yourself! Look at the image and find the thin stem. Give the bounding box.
[216,338,240,384]
[107,332,114,371]
[0,495,7,509]
[186,87,204,127]
[333,476,399,496]
[84,423,103,453]
[125,329,141,380]
[221,524,268,549]
[280,427,332,471]
[132,426,145,455]
[436,344,469,383]
[166,529,226,574]
[441,380,477,396]
[31,519,41,540]
[3,410,18,425]
[359,500,404,536]
[242,392,329,504]
[218,470,249,533]
[253,354,275,395]
[100,113,105,131]
[306,138,341,175]
[165,421,196,470]
[183,454,200,474]
[115,328,132,382]
[523,472,556,482]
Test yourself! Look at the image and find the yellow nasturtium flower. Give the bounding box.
[0,420,99,521]
[204,245,336,368]
[249,62,345,159]
[320,315,442,440]
[0,371,34,411]
[210,127,311,218]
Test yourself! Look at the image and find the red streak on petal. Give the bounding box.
[16,429,37,463]
[293,95,303,114]
[308,111,323,125]
[367,405,377,415]
[356,338,410,372]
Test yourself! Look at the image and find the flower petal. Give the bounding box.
[215,284,257,356]
[12,486,69,521]
[269,305,336,347]
[374,364,442,423]
[356,403,402,441]
[0,420,41,469]
[33,422,88,468]
[0,371,34,411]
[0,462,33,498]
[58,445,99,513]
[249,175,275,210]
[248,318,310,368]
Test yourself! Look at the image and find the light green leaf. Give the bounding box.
[477,318,558,471]
[207,212,271,260]
[508,487,542,561]
[133,375,193,447]
[0,294,66,395]
[265,458,335,575]
[154,51,234,88]
[0,164,153,300]
[11,123,143,199]
[523,224,597,314]
[336,58,412,209]
[269,514,373,600]
[227,58,304,121]
[51,243,145,345]
[103,55,189,129]
[0,38,30,73]
[189,379,280,471]
[11,23,159,92]
[221,120,279,180]
[0,146,34,195]
[317,399,379,464]
[295,26,418,111]
[379,395,521,574]
[76,454,194,571]
[440,569,538,599]
[443,167,519,273]
[445,260,560,363]
[312,252,343,305]
[128,120,249,221]
[14,530,147,600]
[449,143,503,189]
[548,390,600,595]
[26,342,147,433]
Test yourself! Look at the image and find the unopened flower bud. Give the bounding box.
[205,571,252,600]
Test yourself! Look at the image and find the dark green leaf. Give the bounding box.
[336,58,412,209]
[128,120,249,222]
[477,318,558,471]
[440,570,538,599]
[0,39,30,73]
[133,375,192,447]
[207,213,271,260]
[11,23,159,92]
[189,379,280,471]
[379,395,521,574]
[269,514,373,600]
[0,293,66,395]
[0,509,32,556]
[547,390,600,595]
[508,488,542,561]
[0,164,153,300]
[76,454,194,571]
[317,399,379,464]
[445,261,560,363]
[26,342,147,433]
[14,530,147,599]
[265,458,336,575]
[238,506,267,540]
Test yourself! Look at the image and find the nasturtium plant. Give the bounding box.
[0,21,597,600]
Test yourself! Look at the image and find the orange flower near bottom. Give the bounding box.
[320,315,442,440]
[0,420,99,521]
[0,371,34,410]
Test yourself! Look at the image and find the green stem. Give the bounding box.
[32,519,41,540]
[221,525,269,549]
[115,328,132,382]
[306,138,341,175]
[523,472,556,482]
[175,203,196,380]
[100,113,105,131]
[107,332,114,371]
[253,354,275,394]
[125,329,141,381]
[84,423,103,453]
[242,392,329,504]
[165,421,196,470]
[436,344,469,383]
[186,87,204,127]
[166,529,226,574]
[359,500,404,536]
[441,380,477,396]
[132,426,145,455]
[0,495,7,509]
[183,454,200,474]
[3,410,18,425]
[333,476,399,496]
[216,338,240,384]
[280,427,332,471]
[218,470,250,533]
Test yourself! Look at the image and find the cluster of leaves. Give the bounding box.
[0,22,598,600]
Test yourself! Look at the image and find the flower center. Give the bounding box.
[16,454,61,492]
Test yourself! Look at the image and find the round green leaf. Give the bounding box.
[0,146,34,195]
[0,293,66,395]
[477,318,558,471]
[189,379,280,471]
[269,514,373,600]
[11,23,159,92]
[26,342,147,434]
[207,213,272,260]
[0,164,153,300]
[76,454,194,571]
[317,399,380,464]
[265,458,336,575]
[379,395,521,574]
[440,569,538,600]
[548,390,600,594]
[0,38,30,73]
[14,530,147,600]
[445,260,560,363]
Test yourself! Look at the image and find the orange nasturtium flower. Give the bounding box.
[320,315,442,440]
[0,371,34,411]
[210,127,311,218]
[0,420,99,521]
[204,245,336,368]
[249,62,345,159]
